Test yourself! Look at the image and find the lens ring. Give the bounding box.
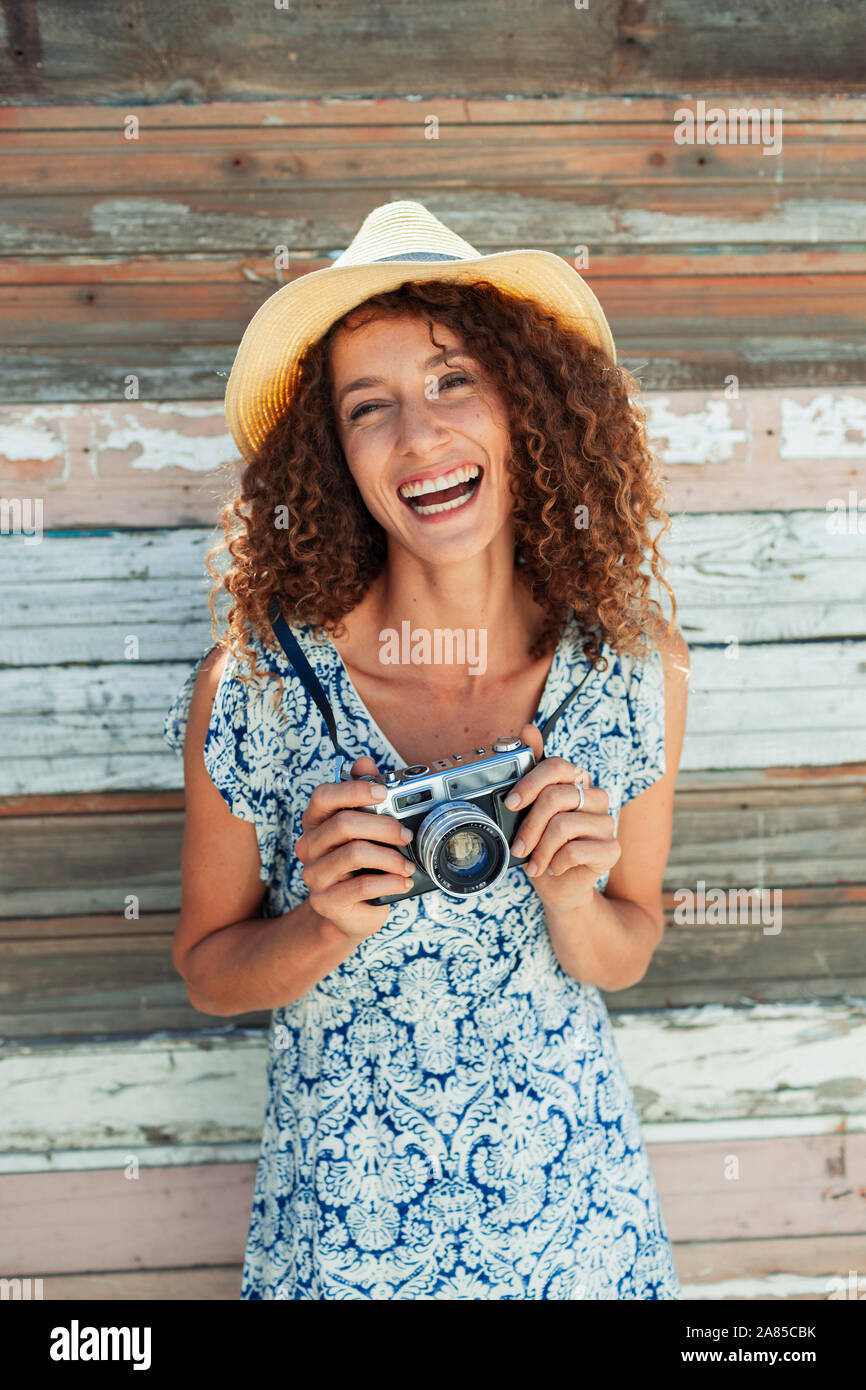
[416,800,510,895]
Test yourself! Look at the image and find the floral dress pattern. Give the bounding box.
[163,608,681,1300]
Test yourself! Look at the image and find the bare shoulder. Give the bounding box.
[193,644,230,696]
[650,616,690,683]
[184,646,231,761]
[650,618,689,770]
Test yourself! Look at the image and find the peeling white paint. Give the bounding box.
[644,1113,866,1145]
[0,1143,261,1175]
[645,397,747,465]
[89,401,226,423]
[0,421,67,465]
[101,424,237,472]
[1,1002,863,1153]
[4,1113,861,1173]
[89,198,193,234]
[613,197,866,243]
[681,1272,848,1300]
[780,393,866,459]
[613,999,866,1125]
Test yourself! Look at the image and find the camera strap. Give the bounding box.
[539,660,599,753]
[267,596,352,762]
[268,596,600,769]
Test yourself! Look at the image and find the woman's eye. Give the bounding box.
[348,372,473,421]
[440,372,472,390]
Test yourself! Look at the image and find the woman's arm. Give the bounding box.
[172,648,357,1016]
[543,625,690,990]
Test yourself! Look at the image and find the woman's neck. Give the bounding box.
[335,554,550,690]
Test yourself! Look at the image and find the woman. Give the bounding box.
[164,201,689,1300]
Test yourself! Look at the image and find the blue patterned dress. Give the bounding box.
[163,607,681,1300]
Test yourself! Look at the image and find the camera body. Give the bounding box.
[339,735,536,905]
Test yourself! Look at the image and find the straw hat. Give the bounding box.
[224,199,616,464]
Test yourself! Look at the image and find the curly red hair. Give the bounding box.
[206,278,676,686]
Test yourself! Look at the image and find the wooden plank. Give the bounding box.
[30,1266,243,1301]
[678,1234,866,1284]
[5,342,864,400]
[0,270,862,394]
[1,1164,257,1276]
[1,516,864,658]
[5,121,866,196]
[2,8,864,104]
[3,785,864,919]
[652,1132,866,1242]
[1,637,864,792]
[2,181,863,259]
[25,1249,863,1301]
[1,765,864,815]
[0,791,186,817]
[3,249,865,283]
[1,904,864,1038]
[1,1003,863,1155]
[0,1033,271,1155]
[6,1112,863,1175]
[5,880,864,935]
[0,930,269,1037]
[9,1251,863,1301]
[0,912,183,941]
[3,1132,864,1276]
[2,390,866,523]
[0,880,864,1035]
[1,766,861,1031]
[3,97,866,131]
[675,764,866,790]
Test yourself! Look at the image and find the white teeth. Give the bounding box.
[412,491,474,515]
[398,464,480,500]
[409,476,482,515]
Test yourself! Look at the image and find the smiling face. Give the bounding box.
[329,311,516,563]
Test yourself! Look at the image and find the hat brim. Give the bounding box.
[224,249,616,463]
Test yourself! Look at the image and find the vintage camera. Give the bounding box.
[337,735,536,905]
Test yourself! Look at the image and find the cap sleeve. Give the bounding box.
[620,644,667,804]
[162,644,283,884]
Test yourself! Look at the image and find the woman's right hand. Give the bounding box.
[294,756,416,941]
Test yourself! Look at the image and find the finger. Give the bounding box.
[544,836,622,879]
[351,755,380,777]
[524,810,617,876]
[511,785,610,858]
[302,775,388,830]
[302,837,416,893]
[504,754,592,813]
[297,809,412,864]
[311,871,417,918]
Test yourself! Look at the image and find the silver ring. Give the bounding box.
[575,782,585,811]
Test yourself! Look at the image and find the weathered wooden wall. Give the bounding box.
[1,21,865,1301]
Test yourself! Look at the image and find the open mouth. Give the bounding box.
[398,464,484,517]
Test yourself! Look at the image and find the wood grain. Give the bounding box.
[1,95,864,396]
[1,639,864,793]
[2,1002,864,1153]
[2,9,864,103]
[2,389,865,524]
[30,1241,866,1300]
[3,1131,864,1276]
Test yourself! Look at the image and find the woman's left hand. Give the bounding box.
[505,723,622,910]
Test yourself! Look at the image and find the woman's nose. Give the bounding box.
[395,394,452,449]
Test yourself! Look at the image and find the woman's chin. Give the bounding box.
[390,521,500,565]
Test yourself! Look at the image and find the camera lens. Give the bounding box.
[415,801,510,896]
[442,828,490,880]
